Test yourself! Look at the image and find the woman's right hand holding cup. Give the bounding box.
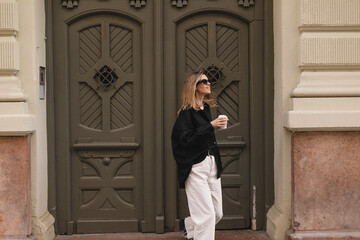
[211,115,228,129]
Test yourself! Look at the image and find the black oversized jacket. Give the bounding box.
[171,103,223,188]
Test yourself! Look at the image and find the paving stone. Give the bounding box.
[55,230,270,240]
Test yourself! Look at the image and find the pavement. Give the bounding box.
[55,230,270,240]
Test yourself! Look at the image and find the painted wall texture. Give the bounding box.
[281,0,360,240]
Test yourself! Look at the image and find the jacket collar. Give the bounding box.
[199,103,211,122]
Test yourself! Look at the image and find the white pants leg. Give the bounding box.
[184,155,223,240]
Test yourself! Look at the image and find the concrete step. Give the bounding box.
[55,230,270,240]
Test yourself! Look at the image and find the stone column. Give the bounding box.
[0,1,35,239]
[266,0,298,239]
[284,0,360,239]
[287,132,360,240]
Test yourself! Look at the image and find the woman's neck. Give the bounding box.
[195,94,204,105]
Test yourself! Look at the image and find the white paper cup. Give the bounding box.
[218,115,228,129]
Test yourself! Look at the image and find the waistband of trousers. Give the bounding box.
[192,149,215,165]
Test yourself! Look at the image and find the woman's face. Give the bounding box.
[195,74,211,95]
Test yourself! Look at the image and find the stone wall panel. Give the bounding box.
[0,136,31,237]
[0,0,18,34]
[291,132,360,231]
[300,33,360,68]
[0,38,19,74]
[301,0,360,28]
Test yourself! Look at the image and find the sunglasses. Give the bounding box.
[196,79,210,86]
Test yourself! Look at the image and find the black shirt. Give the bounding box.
[171,103,223,188]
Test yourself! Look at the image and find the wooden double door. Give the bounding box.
[48,0,273,234]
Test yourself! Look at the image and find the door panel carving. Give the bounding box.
[51,0,270,234]
[217,81,239,127]
[79,25,102,73]
[110,82,134,130]
[69,14,142,233]
[185,25,208,72]
[110,25,133,73]
[216,24,239,72]
[76,149,137,217]
[79,83,102,130]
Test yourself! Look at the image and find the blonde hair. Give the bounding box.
[179,71,216,112]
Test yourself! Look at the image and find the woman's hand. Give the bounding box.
[211,116,228,129]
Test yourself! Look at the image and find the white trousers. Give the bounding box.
[184,155,223,240]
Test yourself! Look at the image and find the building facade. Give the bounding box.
[0,0,359,240]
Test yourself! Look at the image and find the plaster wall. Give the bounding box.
[285,0,360,130]
[270,0,360,239]
[19,0,55,238]
[266,0,299,239]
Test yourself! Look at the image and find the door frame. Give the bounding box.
[47,0,273,233]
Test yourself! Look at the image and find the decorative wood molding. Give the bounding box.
[218,141,246,157]
[238,0,254,8]
[130,0,146,8]
[171,0,188,8]
[62,0,79,9]
[220,148,242,157]
[93,65,118,90]
[202,64,225,89]
[78,150,135,159]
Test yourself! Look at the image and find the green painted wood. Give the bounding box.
[163,0,272,231]
[69,14,143,233]
[48,0,273,234]
[50,0,156,234]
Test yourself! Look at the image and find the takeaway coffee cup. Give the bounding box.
[218,115,228,129]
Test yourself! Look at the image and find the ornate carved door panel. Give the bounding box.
[49,0,272,234]
[69,15,142,233]
[51,0,156,234]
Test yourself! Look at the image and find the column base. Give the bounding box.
[286,229,360,240]
[32,211,55,240]
[266,206,290,240]
[0,137,31,237]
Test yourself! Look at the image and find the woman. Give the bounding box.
[171,71,228,240]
